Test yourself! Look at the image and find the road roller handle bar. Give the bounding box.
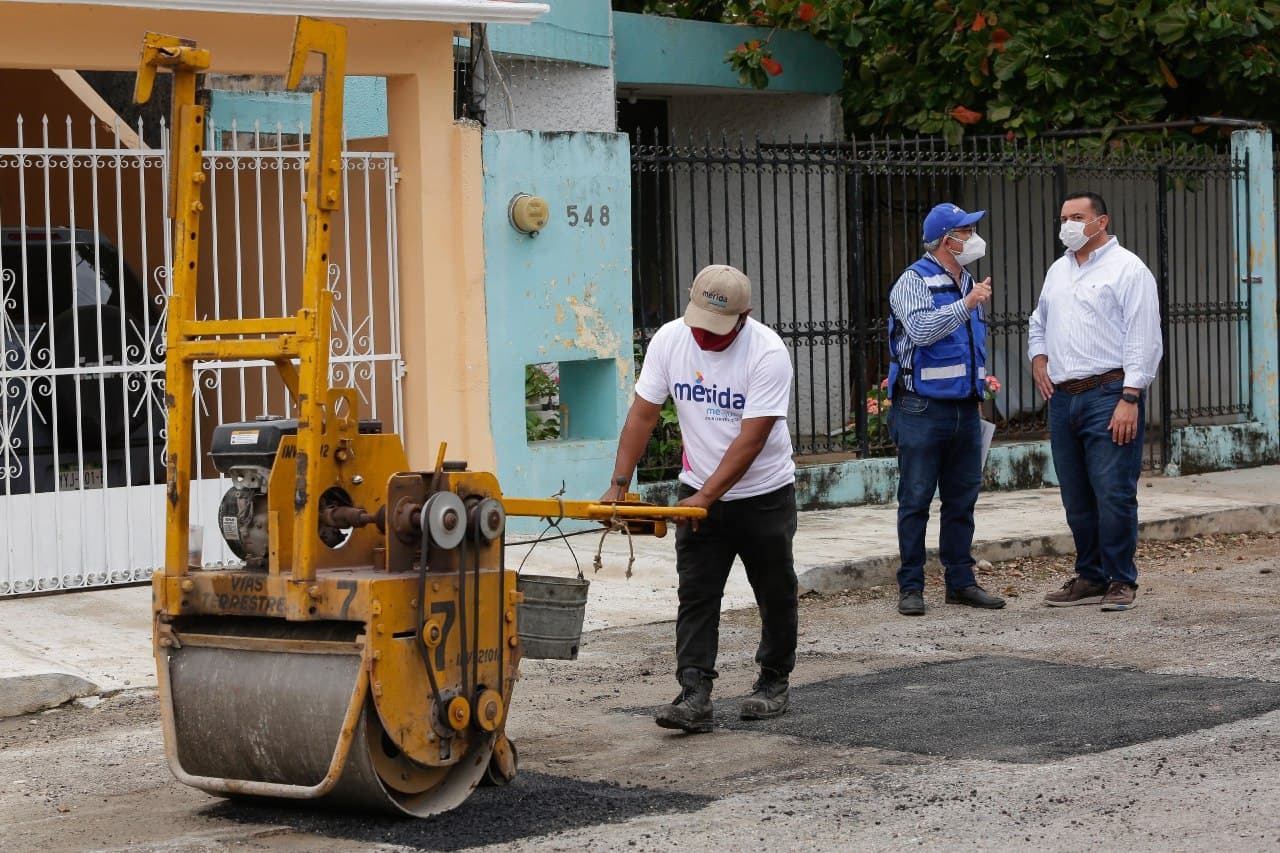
[500,497,707,526]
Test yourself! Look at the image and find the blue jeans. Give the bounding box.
[1048,379,1144,586]
[889,390,982,593]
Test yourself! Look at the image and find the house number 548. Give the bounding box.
[566,204,610,227]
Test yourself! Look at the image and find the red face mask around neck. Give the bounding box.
[691,320,744,351]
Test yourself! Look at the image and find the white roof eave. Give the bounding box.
[9,0,548,24]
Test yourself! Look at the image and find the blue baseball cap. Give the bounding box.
[922,203,986,242]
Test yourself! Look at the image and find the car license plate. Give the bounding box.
[58,464,105,490]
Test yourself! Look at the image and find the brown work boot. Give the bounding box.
[655,668,713,734]
[1100,582,1137,612]
[1043,575,1107,607]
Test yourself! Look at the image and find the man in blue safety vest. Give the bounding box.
[886,202,1006,617]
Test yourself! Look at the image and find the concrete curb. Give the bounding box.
[797,503,1280,595]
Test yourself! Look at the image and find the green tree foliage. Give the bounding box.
[615,0,1280,141]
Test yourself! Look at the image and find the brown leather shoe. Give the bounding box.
[1043,576,1107,607]
[1100,582,1137,611]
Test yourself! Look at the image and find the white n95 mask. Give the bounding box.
[1059,217,1100,252]
[952,233,986,266]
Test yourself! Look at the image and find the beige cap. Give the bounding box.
[683,264,751,334]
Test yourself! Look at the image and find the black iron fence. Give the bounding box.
[630,135,1250,478]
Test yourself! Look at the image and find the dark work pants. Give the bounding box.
[673,482,799,684]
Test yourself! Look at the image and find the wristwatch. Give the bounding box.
[1120,392,1140,405]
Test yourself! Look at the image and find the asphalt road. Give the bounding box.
[2,533,1279,852]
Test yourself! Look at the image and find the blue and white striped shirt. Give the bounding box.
[1027,237,1162,389]
[888,254,979,393]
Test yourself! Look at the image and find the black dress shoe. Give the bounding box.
[898,589,926,616]
[945,584,1006,609]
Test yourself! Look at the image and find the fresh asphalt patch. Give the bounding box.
[646,655,1280,763]
[202,771,713,850]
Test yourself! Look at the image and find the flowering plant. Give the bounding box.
[841,378,891,449]
[725,38,784,89]
[983,374,1001,401]
[525,363,559,407]
[865,377,892,438]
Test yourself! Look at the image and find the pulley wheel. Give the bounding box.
[474,497,505,541]
[473,688,504,732]
[425,492,466,550]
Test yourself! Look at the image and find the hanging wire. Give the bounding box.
[512,483,641,580]
[515,482,582,579]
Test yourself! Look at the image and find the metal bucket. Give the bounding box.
[516,574,590,660]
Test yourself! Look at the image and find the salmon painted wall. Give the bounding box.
[0,7,492,470]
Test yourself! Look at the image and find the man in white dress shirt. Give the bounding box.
[1028,191,1163,611]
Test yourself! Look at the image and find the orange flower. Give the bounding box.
[797,2,816,22]
[990,28,1012,51]
[971,11,988,31]
[949,105,982,124]
[761,57,784,76]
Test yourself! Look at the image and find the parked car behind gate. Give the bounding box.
[1,227,165,495]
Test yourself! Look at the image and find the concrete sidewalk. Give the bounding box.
[3,466,1278,717]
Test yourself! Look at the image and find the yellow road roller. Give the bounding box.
[140,19,701,816]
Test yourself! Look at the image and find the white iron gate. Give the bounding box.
[0,117,403,595]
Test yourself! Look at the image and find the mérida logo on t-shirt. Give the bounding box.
[673,378,746,409]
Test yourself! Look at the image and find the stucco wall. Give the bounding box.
[481,130,632,531]
[668,92,842,141]
[485,56,616,133]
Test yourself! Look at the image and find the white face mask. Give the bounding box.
[1059,215,1102,251]
[950,233,986,266]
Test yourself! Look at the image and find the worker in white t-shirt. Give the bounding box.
[603,264,799,734]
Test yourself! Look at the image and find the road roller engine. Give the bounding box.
[139,19,703,817]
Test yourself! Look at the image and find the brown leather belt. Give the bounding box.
[1054,368,1124,395]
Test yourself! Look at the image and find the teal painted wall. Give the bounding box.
[207,77,388,144]
[482,130,633,533]
[488,0,612,67]
[1164,128,1278,474]
[613,12,842,93]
